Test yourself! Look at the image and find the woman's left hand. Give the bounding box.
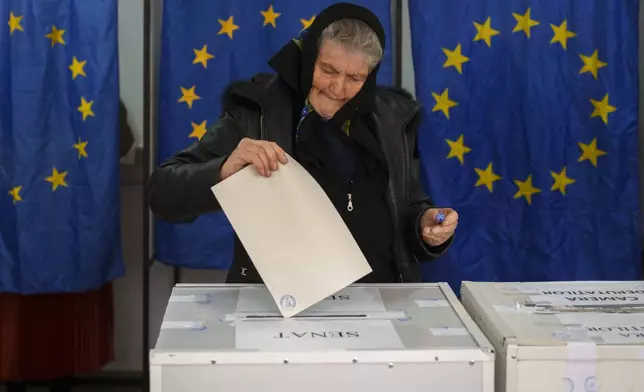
[420,208,459,247]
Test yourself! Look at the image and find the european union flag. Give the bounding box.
[156,0,393,269]
[0,0,124,293]
[409,0,641,290]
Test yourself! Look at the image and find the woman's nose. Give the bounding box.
[329,76,345,96]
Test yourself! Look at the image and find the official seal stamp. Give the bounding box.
[561,377,574,392]
[584,376,598,392]
[280,294,296,310]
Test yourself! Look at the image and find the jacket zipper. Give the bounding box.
[347,181,354,212]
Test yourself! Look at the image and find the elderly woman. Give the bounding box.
[148,3,458,283]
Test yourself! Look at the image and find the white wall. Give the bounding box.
[147,0,176,354]
[401,0,416,96]
[104,0,145,372]
[106,0,174,373]
[118,0,144,148]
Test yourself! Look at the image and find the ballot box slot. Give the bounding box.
[223,311,407,322]
[246,314,367,319]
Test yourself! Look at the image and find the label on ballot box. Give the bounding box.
[235,319,404,351]
[556,313,644,344]
[528,291,644,307]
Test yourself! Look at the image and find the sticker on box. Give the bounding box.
[429,327,469,337]
[416,298,449,307]
[169,294,211,304]
[493,304,536,313]
[161,321,206,330]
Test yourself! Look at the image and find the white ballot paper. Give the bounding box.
[211,155,372,318]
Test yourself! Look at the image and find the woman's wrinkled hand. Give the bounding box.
[420,208,458,247]
[220,138,288,180]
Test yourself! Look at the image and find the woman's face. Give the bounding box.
[309,39,370,119]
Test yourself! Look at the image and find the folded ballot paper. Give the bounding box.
[211,154,372,318]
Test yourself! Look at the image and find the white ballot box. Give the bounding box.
[150,283,494,392]
[461,281,644,392]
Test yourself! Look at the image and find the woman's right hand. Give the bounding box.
[219,138,288,180]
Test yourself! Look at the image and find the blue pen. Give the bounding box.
[435,211,446,224]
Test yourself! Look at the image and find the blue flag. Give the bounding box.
[156,0,393,269]
[409,0,641,290]
[0,0,124,293]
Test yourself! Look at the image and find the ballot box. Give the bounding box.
[150,283,494,392]
[461,281,644,392]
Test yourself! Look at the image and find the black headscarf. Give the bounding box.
[268,2,386,129]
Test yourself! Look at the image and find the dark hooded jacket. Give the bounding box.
[147,3,452,283]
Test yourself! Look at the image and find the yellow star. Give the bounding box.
[475,163,502,192]
[77,97,95,121]
[261,5,281,28]
[69,56,87,79]
[578,138,607,168]
[432,89,457,119]
[178,86,200,109]
[445,134,471,165]
[193,45,215,68]
[513,175,541,205]
[73,138,88,159]
[442,44,469,74]
[189,120,208,140]
[580,50,607,80]
[550,166,575,195]
[590,94,616,125]
[301,16,316,30]
[217,16,239,40]
[550,20,576,50]
[45,167,68,191]
[8,186,23,204]
[473,17,500,48]
[512,8,539,38]
[8,11,24,35]
[45,25,66,47]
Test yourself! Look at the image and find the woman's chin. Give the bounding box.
[310,99,342,119]
[317,106,342,119]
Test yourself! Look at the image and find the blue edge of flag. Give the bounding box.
[0,0,124,294]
